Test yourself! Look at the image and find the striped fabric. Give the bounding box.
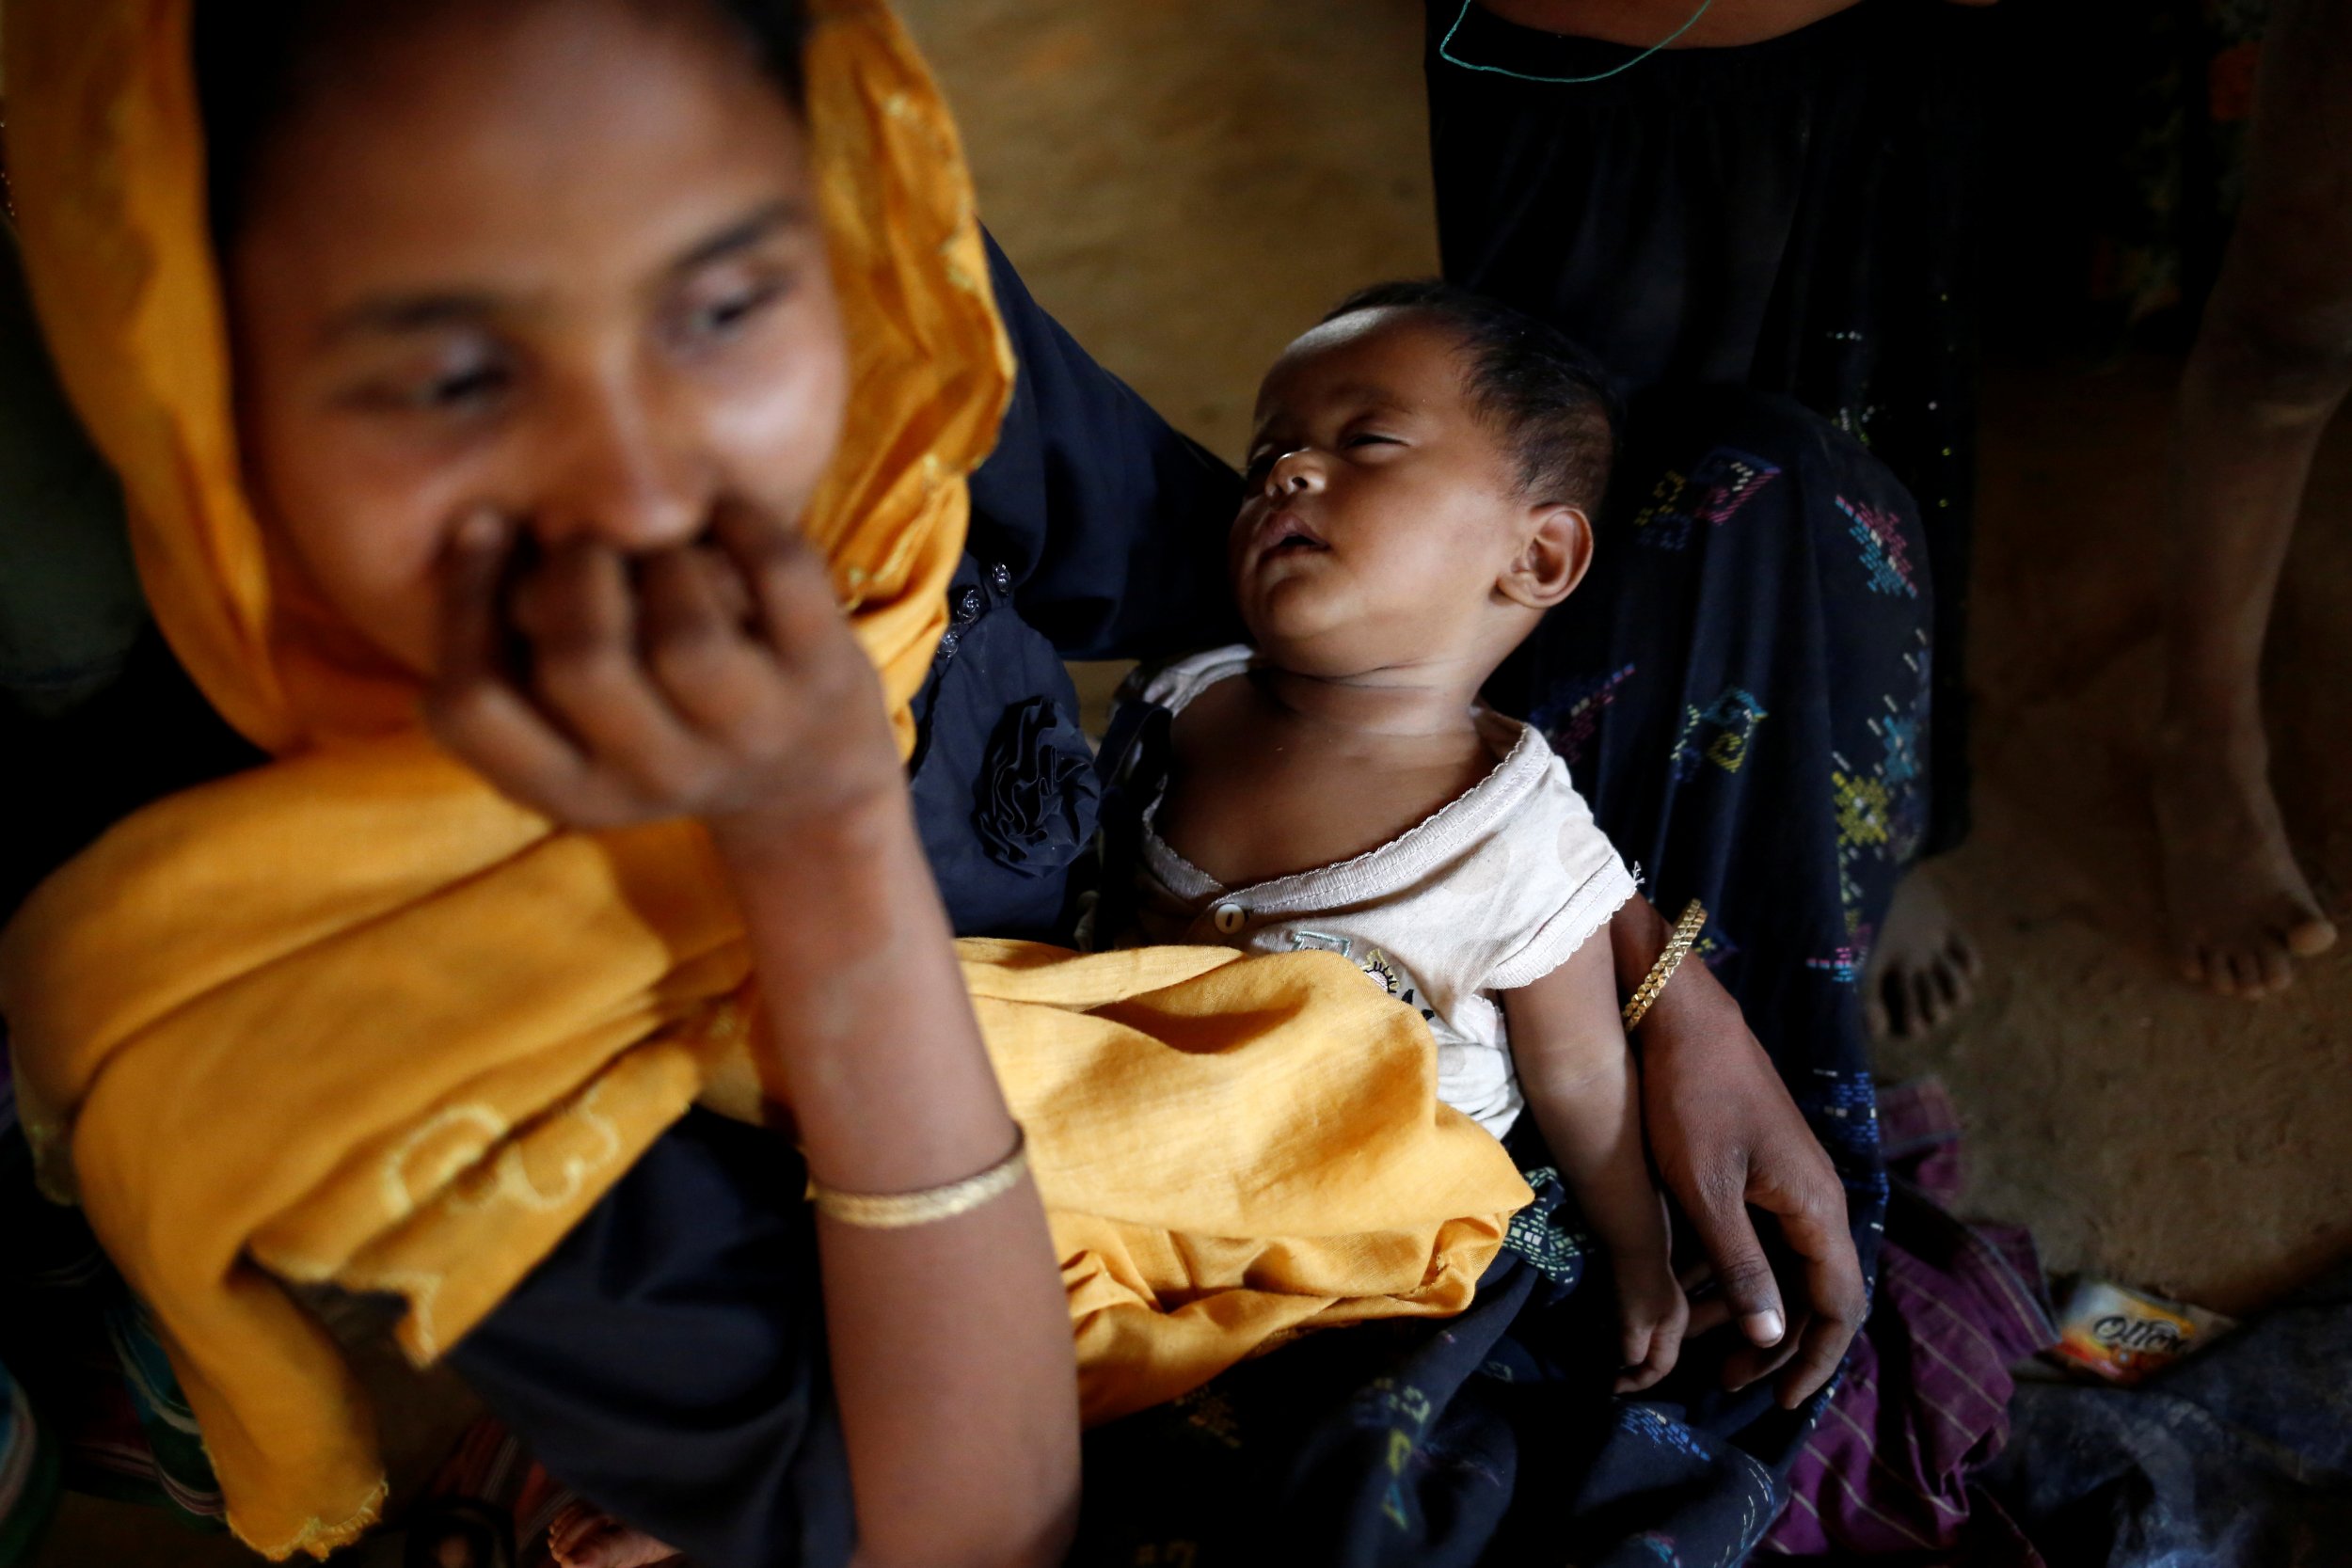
[1762,1078,2059,1561]
[0,1047,224,1543]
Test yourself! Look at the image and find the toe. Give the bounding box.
[2226,950,2266,999]
[1864,984,1892,1042]
[2206,950,2238,997]
[1876,972,1913,1040]
[1949,932,1983,979]
[2259,944,2294,993]
[2288,911,2339,958]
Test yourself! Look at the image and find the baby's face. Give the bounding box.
[223,0,850,677]
[1232,311,1540,680]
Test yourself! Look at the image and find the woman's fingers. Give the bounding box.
[425,513,603,815]
[1673,1141,1863,1406]
[710,499,849,667]
[636,546,781,738]
[1742,1164,1866,1408]
[514,539,712,801]
[429,507,894,832]
[1678,1186,1788,1357]
[432,508,516,693]
[548,1500,596,1560]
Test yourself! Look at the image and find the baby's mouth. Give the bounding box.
[1256,509,1329,558]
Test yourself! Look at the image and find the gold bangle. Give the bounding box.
[1622,898,1707,1030]
[806,1129,1029,1229]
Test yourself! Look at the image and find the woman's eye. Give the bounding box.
[682,278,787,342]
[419,364,510,410]
[347,356,512,417]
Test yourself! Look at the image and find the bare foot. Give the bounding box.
[2153,717,2337,998]
[1864,869,1982,1041]
[547,1501,681,1568]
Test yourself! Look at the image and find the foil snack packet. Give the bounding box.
[2047,1276,2236,1386]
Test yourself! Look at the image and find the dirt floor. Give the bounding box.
[30,0,2352,1562]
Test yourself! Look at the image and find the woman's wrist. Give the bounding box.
[712,776,1022,1196]
[1610,895,1673,997]
[1610,895,1732,1055]
[704,738,911,872]
[710,783,919,928]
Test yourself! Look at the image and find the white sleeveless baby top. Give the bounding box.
[1129,645,1638,1137]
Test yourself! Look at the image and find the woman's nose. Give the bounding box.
[532,373,711,552]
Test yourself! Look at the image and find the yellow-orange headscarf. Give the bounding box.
[0,0,1533,1559]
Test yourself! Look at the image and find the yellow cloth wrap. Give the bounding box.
[0,0,1535,1560]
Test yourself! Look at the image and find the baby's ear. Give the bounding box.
[1498,502,1593,610]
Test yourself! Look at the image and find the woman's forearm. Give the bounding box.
[719,796,1079,1568]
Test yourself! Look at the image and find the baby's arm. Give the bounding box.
[1503,935,1689,1392]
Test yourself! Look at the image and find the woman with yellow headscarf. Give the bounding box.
[0,0,1541,1562]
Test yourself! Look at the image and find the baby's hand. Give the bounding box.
[424,506,906,862]
[1611,1244,1690,1395]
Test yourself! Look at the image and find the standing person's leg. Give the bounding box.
[2153,0,2350,998]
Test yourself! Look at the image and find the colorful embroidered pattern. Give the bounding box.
[1532,662,1635,770]
[1829,628,1935,938]
[1670,689,1769,782]
[1620,1403,1715,1465]
[1794,1069,1890,1216]
[1355,1377,1438,1532]
[1831,768,1893,849]
[1173,1386,1244,1451]
[1633,451,1783,551]
[1873,709,1924,791]
[1804,932,1869,985]
[1837,496,1919,597]
[1500,1167,1587,1286]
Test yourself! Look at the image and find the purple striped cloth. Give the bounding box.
[1761,1078,2059,1563]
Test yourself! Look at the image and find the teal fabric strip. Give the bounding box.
[1437,0,1718,85]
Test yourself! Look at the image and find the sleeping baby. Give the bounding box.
[1102,281,1689,1388]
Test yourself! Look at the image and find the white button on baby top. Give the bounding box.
[1212,902,1247,935]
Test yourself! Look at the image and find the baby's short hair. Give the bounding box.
[1322,281,1619,515]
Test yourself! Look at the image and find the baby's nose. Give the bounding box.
[1265,449,1323,495]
